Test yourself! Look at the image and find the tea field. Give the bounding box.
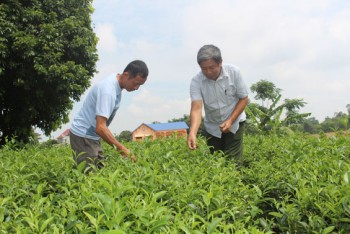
[1,133,350,233]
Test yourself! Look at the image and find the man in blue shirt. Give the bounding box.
[188,45,249,160]
[70,60,148,169]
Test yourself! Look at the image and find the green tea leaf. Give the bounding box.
[153,191,168,201]
[343,172,349,184]
[40,217,54,233]
[83,211,97,227]
[0,207,4,223]
[102,230,126,234]
[321,226,335,234]
[269,212,283,218]
[208,218,221,234]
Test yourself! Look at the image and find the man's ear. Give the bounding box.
[122,72,132,80]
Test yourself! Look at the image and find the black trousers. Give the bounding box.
[206,121,245,160]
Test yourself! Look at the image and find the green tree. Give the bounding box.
[246,80,311,133]
[168,114,205,136]
[0,0,98,145]
[320,112,348,132]
[302,117,321,134]
[169,114,190,127]
[250,79,282,106]
[117,130,132,142]
[347,104,350,129]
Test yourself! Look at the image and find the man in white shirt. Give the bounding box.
[188,45,249,160]
[70,60,148,170]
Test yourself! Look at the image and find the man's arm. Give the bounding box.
[188,100,203,149]
[95,115,136,161]
[220,96,249,133]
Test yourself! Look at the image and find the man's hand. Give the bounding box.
[130,154,137,162]
[187,133,197,150]
[220,119,233,133]
[220,96,248,133]
[96,116,137,162]
[119,147,137,162]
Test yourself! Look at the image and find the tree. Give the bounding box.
[117,130,132,142]
[0,0,98,145]
[246,80,311,133]
[320,112,348,132]
[302,117,321,134]
[346,104,350,129]
[169,114,190,127]
[168,114,205,136]
[250,79,282,107]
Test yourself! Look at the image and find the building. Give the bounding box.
[57,129,70,144]
[132,122,189,141]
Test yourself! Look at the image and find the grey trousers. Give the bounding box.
[70,132,105,169]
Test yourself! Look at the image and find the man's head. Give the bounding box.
[121,60,149,91]
[197,45,222,80]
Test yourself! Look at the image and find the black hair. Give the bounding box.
[123,60,149,79]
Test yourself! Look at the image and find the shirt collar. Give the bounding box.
[200,64,229,82]
[214,65,229,81]
[220,65,229,78]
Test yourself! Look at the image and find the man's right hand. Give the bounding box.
[130,154,137,162]
[187,133,197,150]
[120,148,136,162]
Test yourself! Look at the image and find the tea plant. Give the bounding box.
[1,133,350,233]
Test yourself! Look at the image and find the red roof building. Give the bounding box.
[57,129,70,144]
[132,122,189,141]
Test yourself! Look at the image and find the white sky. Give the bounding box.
[48,0,350,139]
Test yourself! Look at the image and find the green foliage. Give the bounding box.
[169,114,205,135]
[168,114,191,126]
[321,112,349,132]
[247,80,310,134]
[300,117,321,134]
[0,0,98,145]
[1,134,350,233]
[116,131,132,142]
[250,79,282,104]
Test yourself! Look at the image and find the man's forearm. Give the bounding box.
[189,101,203,136]
[227,96,249,124]
[189,112,202,136]
[96,125,128,152]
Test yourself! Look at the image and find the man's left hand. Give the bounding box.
[220,120,232,133]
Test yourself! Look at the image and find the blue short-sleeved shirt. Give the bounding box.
[190,64,248,138]
[70,73,122,140]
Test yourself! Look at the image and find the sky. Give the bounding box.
[49,0,350,139]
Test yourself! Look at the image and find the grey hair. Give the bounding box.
[197,44,222,64]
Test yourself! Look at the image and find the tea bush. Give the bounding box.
[1,133,350,233]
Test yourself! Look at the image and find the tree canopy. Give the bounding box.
[246,80,311,133]
[0,0,98,145]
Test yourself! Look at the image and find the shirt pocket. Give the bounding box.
[225,85,237,96]
[224,84,238,106]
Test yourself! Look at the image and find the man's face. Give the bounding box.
[124,74,147,92]
[199,59,222,81]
